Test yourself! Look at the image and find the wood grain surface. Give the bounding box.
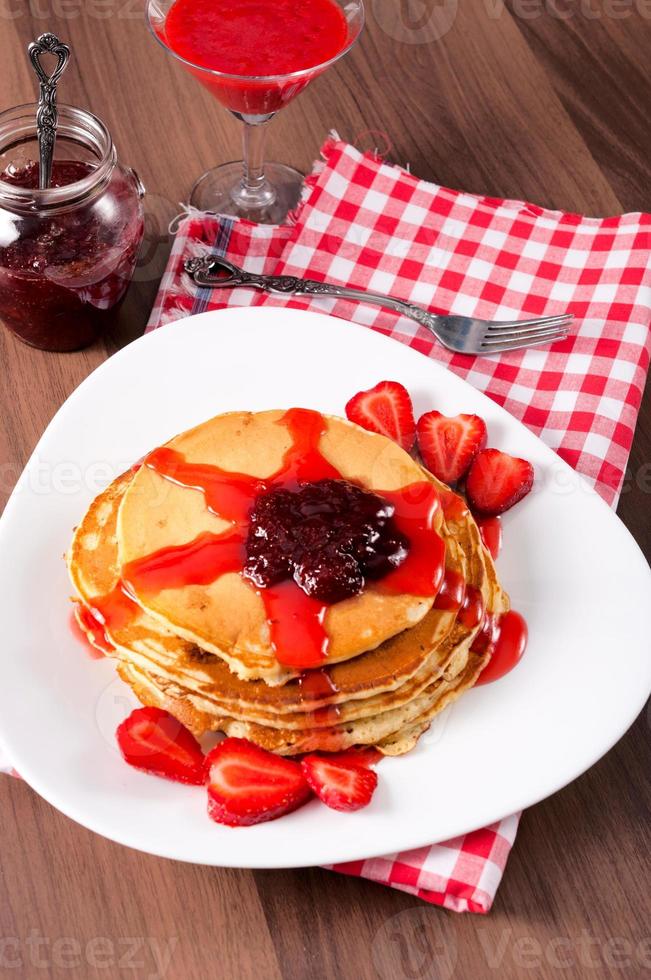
[0,2,650,978]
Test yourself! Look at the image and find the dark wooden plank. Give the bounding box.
[0,1,649,978]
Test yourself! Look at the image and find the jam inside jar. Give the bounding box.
[0,105,145,352]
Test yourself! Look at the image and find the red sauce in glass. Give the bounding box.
[162,0,349,115]
[164,0,348,76]
[0,159,143,351]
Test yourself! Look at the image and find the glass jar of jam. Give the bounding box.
[0,104,145,351]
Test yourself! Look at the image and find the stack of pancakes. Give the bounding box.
[67,410,508,756]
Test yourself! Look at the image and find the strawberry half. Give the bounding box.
[301,754,378,812]
[466,449,534,516]
[416,411,487,485]
[116,707,206,785]
[205,738,312,827]
[345,380,416,451]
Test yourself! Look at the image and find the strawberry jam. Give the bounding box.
[244,479,409,603]
[0,147,144,351]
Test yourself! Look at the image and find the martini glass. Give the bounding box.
[147,0,364,223]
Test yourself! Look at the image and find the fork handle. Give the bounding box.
[184,256,437,330]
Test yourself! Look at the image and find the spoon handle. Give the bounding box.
[28,33,71,190]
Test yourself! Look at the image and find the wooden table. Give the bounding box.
[1,4,649,978]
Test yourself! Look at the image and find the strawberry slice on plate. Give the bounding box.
[345,380,416,451]
[466,448,534,516]
[116,706,206,785]
[301,754,378,812]
[205,738,312,827]
[416,411,487,485]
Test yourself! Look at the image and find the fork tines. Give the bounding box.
[481,314,573,353]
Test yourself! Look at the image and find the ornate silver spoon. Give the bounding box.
[27,32,71,190]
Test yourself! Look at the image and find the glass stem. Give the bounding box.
[243,121,267,194]
[235,120,276,209]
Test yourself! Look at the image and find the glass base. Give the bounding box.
[190,161,304,224]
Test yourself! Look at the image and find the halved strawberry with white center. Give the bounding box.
[301,754,378,812]
[345,380,416,451]
[416,411,487,485]
[205,738,312,826]
[466,448,534,516]
[116,707,206,785]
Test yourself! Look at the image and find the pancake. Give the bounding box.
[68,449,507,754]
[116,411,443,683]
[116,646,491,756]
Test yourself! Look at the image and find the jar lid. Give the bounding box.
[0,103,116,213]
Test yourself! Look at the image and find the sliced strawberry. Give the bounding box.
[205,738,312,827]
[301,754,378,812]
[476,515,503,560]
[416,411,487,485]
[466,449,534,516]
[345,380,416,451]
[116,707,206,785]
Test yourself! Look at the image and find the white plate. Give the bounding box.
[0,307,649,868]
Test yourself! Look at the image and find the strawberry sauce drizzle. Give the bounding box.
[433,567,527,683]
[438,487,469,523]
[88,581,139,633]
[70,606,112,658]
[144,446,264,524]
[474,610,528,685]
[124,529,246,592]
[433,567,466,611]
[297,666,342,725]
[297,666,339,702]
[477,516,503,561]
[70,583,136,657]
[260,580,330,669]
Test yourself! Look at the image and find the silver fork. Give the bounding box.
[185,256,572,355]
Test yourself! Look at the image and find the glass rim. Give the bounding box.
[145,0,365,84]
[0,103,116,211]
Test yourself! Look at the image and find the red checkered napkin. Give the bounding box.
[4,139,648,915]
